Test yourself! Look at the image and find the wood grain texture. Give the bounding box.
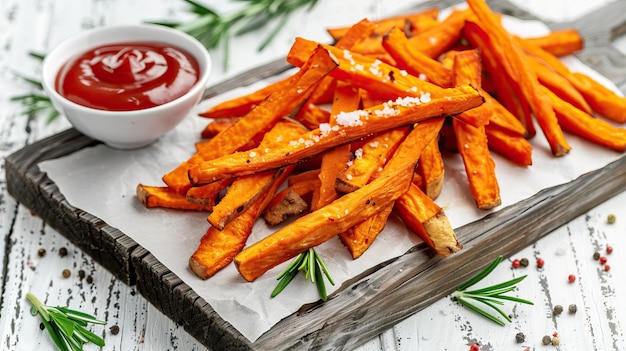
[3,0,626,350]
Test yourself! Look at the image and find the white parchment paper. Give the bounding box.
[38,16,625,342]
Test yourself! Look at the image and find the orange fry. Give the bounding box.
[187,86,483,185]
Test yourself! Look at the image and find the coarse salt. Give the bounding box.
[354,148,363,158]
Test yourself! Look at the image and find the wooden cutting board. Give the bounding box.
[5,0,626,350]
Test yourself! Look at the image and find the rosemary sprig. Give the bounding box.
[452,255,534,326]
[271,248,334,301]
[12,52,60,123]
[26,293,106,351]
[149,0,319,69]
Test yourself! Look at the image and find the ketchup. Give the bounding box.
[55,42,200,111]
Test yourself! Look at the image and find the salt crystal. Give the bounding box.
[354,148,363,158]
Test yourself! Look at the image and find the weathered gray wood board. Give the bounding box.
[5,0,626,350]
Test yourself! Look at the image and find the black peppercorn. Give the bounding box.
[542,335,552,345]
[515,332,525,343]
[553,305,563,315]
[37,248,46,257]
[62,269,71,278]
[593,251,601,260]
[568,304,577,314]
[519,258,529,267]
[59,247,68,257]
[110,325,120,335]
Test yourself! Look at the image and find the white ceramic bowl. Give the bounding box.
[42,24,211,149]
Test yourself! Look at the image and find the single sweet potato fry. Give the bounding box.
[407,8,472,58]
[485,125,533,166]
[136,184,213,211]
[452,48,501,210]
[263,189,310,226]
[189,165,293,279]
[188,86,483,185]
[198,75,293,119]
[544,87,626,152]
[522,28,584,57]
[394,183,461,257]
[416,137,445,199]
[326,9,439,41]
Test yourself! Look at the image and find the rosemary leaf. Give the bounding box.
[456,255,503,291]
[453,255,533,326]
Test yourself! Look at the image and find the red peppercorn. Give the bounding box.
[606,246,613,254]
[599,256,608,265]
[604,264,611,272]
[536,258,545,268]
[568,274,576,283]
[469,344,480,351]
[512,259,521,268]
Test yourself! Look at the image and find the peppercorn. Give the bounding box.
[542,335,552,345]
[607,214,616,224]
[512,259,521,268]
[593,251,601,260]
[78,270,85,280]
[37,248,46,257]
[519,258,529,267]
[606,246,613,254]
[39,322,45,330]
[515,332,525,343]
[604,264,611,272]
[553,305,564,315]
[62,269,71,278]
[536,258,545,268]
[110,325,120,335]
[568,304,577,314]
[568,274,576,283]
[599,256,608,265]
[552,336,560,346]
[86,275,93,284]
[469,344,480,351]
[58,247,68,257]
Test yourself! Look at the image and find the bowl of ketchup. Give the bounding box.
[42,24,211,149]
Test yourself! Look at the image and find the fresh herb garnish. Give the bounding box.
[452,255,533,326]
[271,248,334,301]
[26,292,106,351]
[149,0,319,70]
[11,52,60,123]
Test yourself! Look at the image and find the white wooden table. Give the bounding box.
[1,0,624,350]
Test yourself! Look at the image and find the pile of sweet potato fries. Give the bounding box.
[137,0,626,283]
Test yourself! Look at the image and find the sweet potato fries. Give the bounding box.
[137,0,626,286]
